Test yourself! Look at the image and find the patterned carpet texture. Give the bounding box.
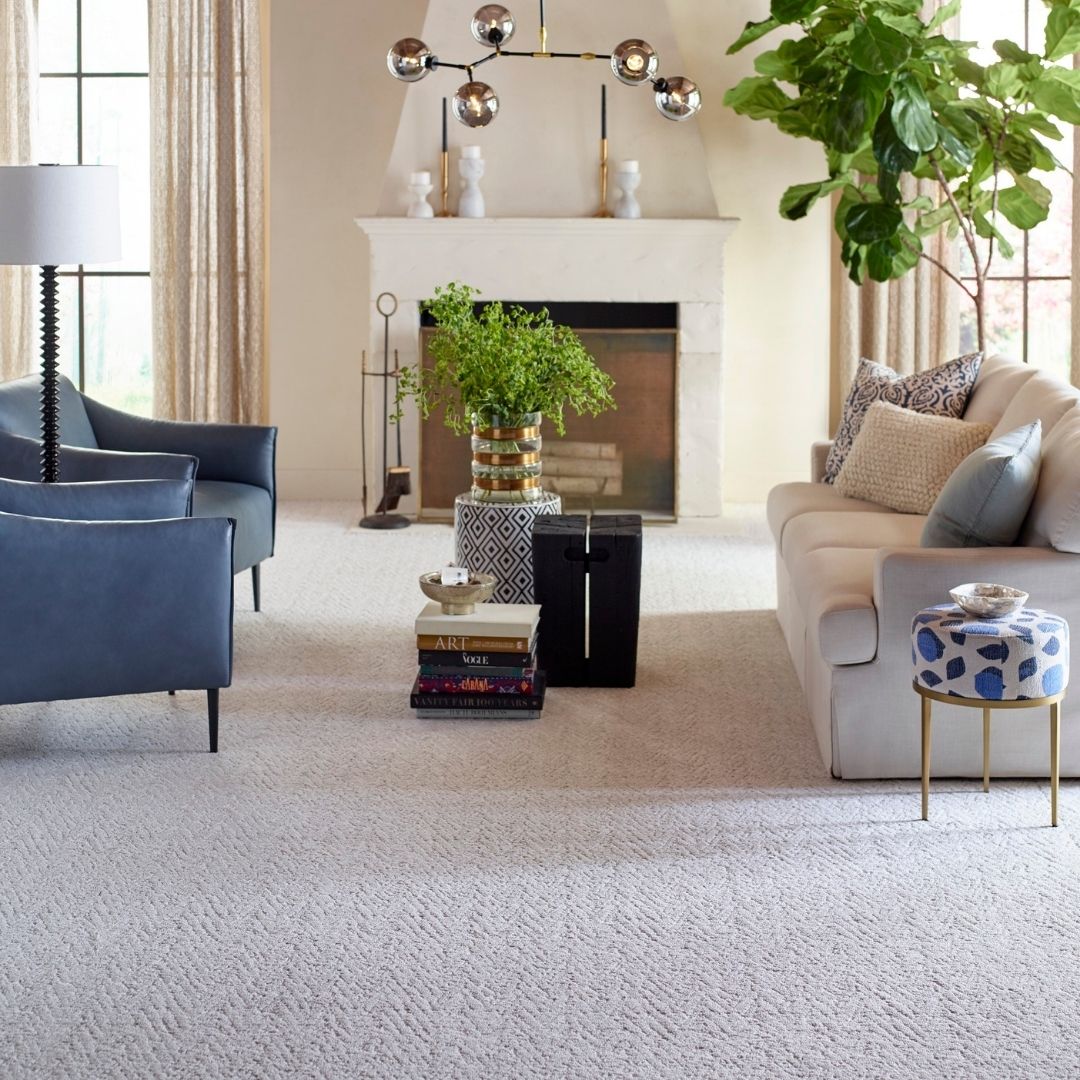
[2,503,1079,1079]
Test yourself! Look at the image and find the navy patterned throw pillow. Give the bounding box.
[824,353,983,485]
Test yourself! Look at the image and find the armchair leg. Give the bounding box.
[208,689,219,753]
[252,563,261,612]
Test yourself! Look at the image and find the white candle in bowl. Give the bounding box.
[461,145,482,159]
[617,160,640,173]
[410,171,431,184]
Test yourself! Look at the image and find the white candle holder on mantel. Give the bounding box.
[458,146,486,218]
[613,160,642,220]
[406,171,434,218]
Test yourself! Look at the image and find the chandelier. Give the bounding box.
[386,3,702,128]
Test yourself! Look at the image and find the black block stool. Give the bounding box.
[532,514,642,687]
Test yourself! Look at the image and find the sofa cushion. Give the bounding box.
[192,480,273,572]
[766,481,888,545]
[835,401,992,515]
[782,510,926,563]
[989,369,1080,442]
[0,374,98,448]
[922,421,1041,548]
[1021,405,1080,552]
[790,547,879,665]
[962,354,1037,425]
[824,353,983,483]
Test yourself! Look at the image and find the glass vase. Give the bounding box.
[470,411,544,504]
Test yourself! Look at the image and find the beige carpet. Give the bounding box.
[3,503,1080,1079]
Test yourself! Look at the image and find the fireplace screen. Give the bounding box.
[417,303,678,521]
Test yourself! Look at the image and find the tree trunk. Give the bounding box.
[975,288,986,355]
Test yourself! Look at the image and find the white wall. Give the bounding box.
[269,0,832,503]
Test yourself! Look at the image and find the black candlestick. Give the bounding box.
[601,83,607,139]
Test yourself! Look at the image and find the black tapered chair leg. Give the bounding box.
[207,688,219,753]
[252,563,261,612]
[168,690,176,696]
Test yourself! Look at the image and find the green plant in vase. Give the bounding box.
[395,282,616,503]
[723,0,1080,353]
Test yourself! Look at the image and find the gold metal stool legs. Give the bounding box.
[921,696,931,821]
[982,707,991,793]
[1051,701,1061,828]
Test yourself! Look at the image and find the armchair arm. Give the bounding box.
[0,476,193,521]
[811,440,834,484]
[0,512,234,705]
[0,429,197,483]
[874,545,1080,647]
[82,396,277,494]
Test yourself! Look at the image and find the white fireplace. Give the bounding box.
[353,217,737,518]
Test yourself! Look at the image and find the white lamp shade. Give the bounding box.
[0,165,121,265]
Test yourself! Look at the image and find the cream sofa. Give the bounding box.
[768,355,1080,779]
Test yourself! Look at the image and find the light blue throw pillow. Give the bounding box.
[921,421,1041,547]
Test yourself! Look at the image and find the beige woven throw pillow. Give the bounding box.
[835,401,993,514]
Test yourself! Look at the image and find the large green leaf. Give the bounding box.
[973,211,1016,261]
[934,123,974,168]
[771,0,820,23]
[779,176,849,220]
[723,77,791,120]
[866,238,899,282]
[891,75,938,152]
[850,15,912,75]
[827,70,887,153]
[1028,69,1080,123]
[927,0,961,31]
[727,17,781,56]
[1045,4,1080,61]
[998,175,1052,229]
[984,62,1022,100]
[994,39,1038,64]
[845,202,903,243]
[872,109,919,173]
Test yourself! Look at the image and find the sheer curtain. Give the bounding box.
[0,0,36,382]
[148,0,264,423]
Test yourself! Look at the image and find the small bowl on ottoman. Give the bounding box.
[948,582,1029,620]
[419,571,496,616]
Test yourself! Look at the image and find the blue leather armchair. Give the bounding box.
[0,375,277,609]
[0,476,234,751]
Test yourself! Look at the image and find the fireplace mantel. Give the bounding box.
[354,216,737,517]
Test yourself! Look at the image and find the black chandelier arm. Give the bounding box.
[427,50,612,74]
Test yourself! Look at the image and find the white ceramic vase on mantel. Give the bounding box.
[458,146,486,218]
[406,171,434,218]
[613,160,642,220]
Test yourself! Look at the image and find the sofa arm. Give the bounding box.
[82,396,277,494]
[811,441,834,484]
[0,476,193,521]
[0,429,198,483]
[0,512,234,705]
[874,545,1080,646]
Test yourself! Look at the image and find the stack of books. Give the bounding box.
[410,603,545,719]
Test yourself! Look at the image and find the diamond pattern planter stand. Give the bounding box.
[454,493,562,605]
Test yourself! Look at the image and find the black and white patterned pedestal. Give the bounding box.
[454,493,562,605]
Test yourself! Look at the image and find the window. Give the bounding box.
[38,0,152,415]
[958,0,1073,383]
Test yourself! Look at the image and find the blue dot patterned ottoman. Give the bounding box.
[911,604,1070,701]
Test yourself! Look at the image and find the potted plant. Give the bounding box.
[395,282,616,503]
[723,0,1080,352]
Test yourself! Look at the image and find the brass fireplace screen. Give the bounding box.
[417,302,677,521]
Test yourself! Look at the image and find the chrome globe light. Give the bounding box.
[387,38,434,82]
[471,5,516,47]
[453,82,500,128]
[654,76,702,122]
[610,39,659,85]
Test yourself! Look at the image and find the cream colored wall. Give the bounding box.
[269,0,832,503]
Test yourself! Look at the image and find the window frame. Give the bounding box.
[39,0,150,394]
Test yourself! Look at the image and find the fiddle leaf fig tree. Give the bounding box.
[724,0,1080,352]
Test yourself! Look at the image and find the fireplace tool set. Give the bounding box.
[360,291,412,530]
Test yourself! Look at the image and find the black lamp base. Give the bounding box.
[360,513,411,530]
[39,264,60,483]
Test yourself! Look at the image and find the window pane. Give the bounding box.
[81,0,149,73]
[1029,125,1073,278]
[962,0,1025,66]
[82,78,150,271]
[1029,1,1049,55]
[39,0,77,72]
[38,77,78,164]
[82,276,152,415]
[958,217,1024,280]
[1028,280,1071,383]
[960,280,1025,359]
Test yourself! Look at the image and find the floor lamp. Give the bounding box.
[0,165,120,482]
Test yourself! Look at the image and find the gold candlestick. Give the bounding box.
[594,137,613,218]
[437,150,453,217]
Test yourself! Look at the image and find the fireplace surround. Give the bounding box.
[354,217,737,518]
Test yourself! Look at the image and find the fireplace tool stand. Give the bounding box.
[360,291,411,530]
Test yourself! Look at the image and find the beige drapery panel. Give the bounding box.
[828,0,960,429]
[149,0,264,423]
[0,0,36,382]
